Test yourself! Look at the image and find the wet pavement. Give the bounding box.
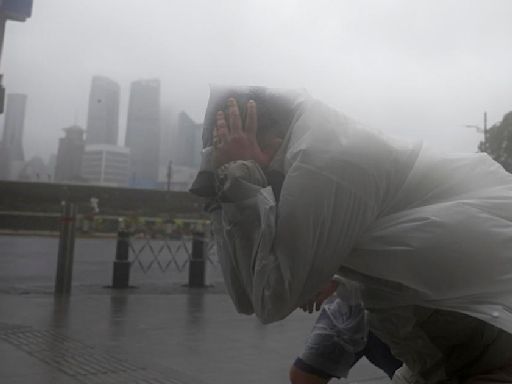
[0,235,223,292]
[0,236,389,383]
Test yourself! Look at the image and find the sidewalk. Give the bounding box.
[0,235,388,383]
[0,289,388,384]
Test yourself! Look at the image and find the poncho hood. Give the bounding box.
[189,85,309,197]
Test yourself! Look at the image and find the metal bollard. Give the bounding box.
[112,230,131,288]
[55,201,77,295]
[188,233,206,288]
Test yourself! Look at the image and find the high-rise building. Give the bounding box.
[85,76,120,146]
[0,0,33,22]
[125,79,160,188]
[0,93,27,179]
[0,0,33,114]
[54,125,85,183]
[81,144,130,187]
[175,111,202,168]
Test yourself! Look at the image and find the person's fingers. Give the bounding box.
[245,100,257,138]
[227,98,242,134]
[301,301,312,313]
[213,125,219,148]
[301,297,322,313]
[215,111,228,144]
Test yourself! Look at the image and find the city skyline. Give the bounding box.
[3,0,512,163]
[0,73,204,191]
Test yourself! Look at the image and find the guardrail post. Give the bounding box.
[55,201,77,295]
[188,233,206,288]
[112,230,131,288]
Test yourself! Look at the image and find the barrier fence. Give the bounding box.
[112,231,218,289]
[52,200,215,295]
[129,234,217,274]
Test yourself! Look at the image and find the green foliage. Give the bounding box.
[480,111,512,172]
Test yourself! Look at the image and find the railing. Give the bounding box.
[50,199,215,295]
[112,230,217,289]
[128,234,217,274]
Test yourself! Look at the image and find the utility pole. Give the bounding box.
[55,201,77,295]
[483,111,488,152]
[166,160,172,191]
[464,111,489,153]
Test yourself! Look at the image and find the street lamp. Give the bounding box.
[166,160,173,191]
[465,112,488,152]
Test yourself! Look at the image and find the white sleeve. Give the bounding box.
[213,156,377,324]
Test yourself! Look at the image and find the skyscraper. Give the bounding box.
[82,144,130,187]
[0,93,27,179]
[125,79,160,187]
[175,111,202,168]
[54,125,85,183]
[85,76,120,145]
[0,0,33,114]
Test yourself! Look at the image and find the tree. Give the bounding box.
[479,111,512,173]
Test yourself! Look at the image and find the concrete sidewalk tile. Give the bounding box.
[0,340,82,383]
[0,292,389,384]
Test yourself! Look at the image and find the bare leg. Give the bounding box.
[289,365,330,384]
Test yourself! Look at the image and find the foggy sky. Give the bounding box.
[2,0,512,161]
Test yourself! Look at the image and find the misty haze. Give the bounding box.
[1,1,512,384]
[1,0,512,188]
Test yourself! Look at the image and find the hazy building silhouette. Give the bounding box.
[0,93,27,179]
[82,144,130,187]
[86,76,120,145]
[55,125,85,182]
[18,156,49,182]
[125,79,160,188]
[175,111,202,168]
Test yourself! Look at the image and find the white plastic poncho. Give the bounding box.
[195,87,512,333]
[299,279,369,379]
